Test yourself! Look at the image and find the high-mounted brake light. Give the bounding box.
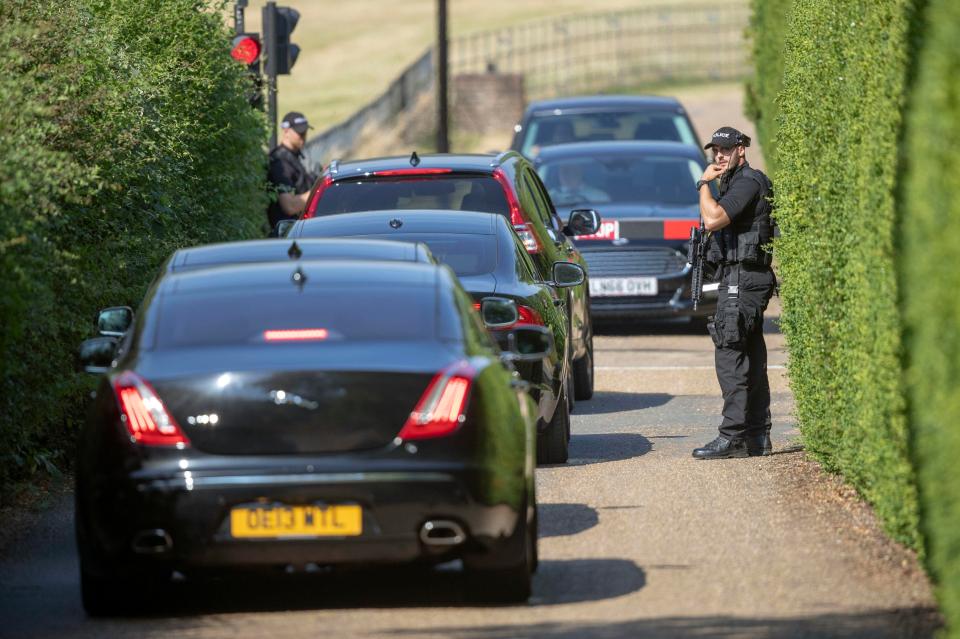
[397,362,475,441]
[472,303,545,330]
[264,328,329,342]
[112,371,189,447]
[301,174,334,219]
[492,168,540,253]
[373,168,453,176]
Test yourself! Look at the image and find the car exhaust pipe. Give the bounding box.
[419,520,466,546]
[131,529,173,554]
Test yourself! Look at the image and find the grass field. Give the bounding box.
[234,0,717,131]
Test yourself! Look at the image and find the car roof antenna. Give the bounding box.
[291,266,307,291]
[409,151,420,167]
[287,241,302,260]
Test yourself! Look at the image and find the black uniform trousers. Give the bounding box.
[708,263,776,440]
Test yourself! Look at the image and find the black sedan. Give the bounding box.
[510,95,702,160]
[534,141,719,324]
[75,261,546,614]
[297,151,601,402]
[289,210,585,464]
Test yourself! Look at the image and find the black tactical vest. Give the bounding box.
[706,165,775,267]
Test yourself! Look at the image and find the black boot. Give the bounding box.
[746,429,772,456]
[692,435,748,460]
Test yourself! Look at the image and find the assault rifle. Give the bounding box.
[688,222,706,311]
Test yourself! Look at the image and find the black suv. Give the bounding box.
[299,152,601,401]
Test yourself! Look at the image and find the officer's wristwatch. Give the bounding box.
[696,179,709,191]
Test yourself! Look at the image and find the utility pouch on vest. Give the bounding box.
[709,297,755,349]
[705,233,724,266]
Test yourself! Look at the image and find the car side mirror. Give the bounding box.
[96,307,133,337]
[551,261,585,288]
[78,336,119,374]
[480,297,519,329]
[272,219,296,238]
[504,326,555,362]
[565,208,601,236]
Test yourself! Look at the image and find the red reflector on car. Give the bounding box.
[112,371,189,447]
[663,220,699,240]
[492,168,541,254]
[372,168,453,176]
[397,362,475,441]
[264,329,329,342]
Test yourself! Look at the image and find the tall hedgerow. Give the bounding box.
[901,0,960,632]
[743,0,792,172]
[755,0,921,548]
[0,0,267,492]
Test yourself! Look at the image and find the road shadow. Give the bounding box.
[538,503,598,539]
[573,391,672,415]
[382,606,942,638]
[595,318,705,336]
[563,432,652,465]
[118,558,645,617]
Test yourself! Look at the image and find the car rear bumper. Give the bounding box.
[79,463,525,573]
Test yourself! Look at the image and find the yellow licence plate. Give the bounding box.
[230,504,362,538]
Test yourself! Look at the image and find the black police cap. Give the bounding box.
[704,126,751,150]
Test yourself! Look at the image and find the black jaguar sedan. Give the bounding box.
[534,141,719,325]
[288,210,585,465]
[75,261,545,614]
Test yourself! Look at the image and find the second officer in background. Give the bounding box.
[692,127,777,459]
[266,111,317,233]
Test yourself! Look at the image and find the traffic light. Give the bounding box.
[263,3,300,76]
[230,33,263,108]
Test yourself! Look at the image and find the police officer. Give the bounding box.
[266,111,317,232]
[692,126,777,459]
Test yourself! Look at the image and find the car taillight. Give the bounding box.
[397,362,475,441]
[301,174,334,219]
[112,371,189,447]
[492,168,541,253]
[472,303,545,329]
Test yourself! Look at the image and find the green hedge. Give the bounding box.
[0,0,267,491]
[750,0,921,548]
[901,0,960,632]
[743,0,792,172]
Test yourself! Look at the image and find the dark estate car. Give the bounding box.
[75,261,548,614]
[289,210,586,463]
[534,141,719,324]
[298,151,601,401]
[510,95,702,160]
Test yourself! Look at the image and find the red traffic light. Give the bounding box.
[231,35,261,65]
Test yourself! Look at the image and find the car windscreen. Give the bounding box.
[300,232,497,277]
[521,110,697,157]
[154,286,435,349]
[314,176,510,218]
[537,154,704,207]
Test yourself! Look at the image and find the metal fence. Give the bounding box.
[305,1,750,167]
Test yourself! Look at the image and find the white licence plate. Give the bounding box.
[589,277,658,297]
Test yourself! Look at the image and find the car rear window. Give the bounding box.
[305,232,497,277]
[314,176,510,218]
[154,286,436,349]
[521,110,696,157]
[538,154,704,207]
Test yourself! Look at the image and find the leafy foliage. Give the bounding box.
[901,0,960,632]
[0,0,267,494]
[743,0,792,172]
[748,0,920,548]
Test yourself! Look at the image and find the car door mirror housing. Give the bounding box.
[78,336,119,374]
[272,219,296,238]
[504,326,555,362]
[565,208,601,236]
[480,297,520,329]
[551,261,586,288]
[96,307,133,337]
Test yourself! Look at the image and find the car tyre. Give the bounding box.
[465,497,535,604]
[572,330,595,400]
[537,385,570,464]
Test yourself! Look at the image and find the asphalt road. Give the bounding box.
[0,308,938,639]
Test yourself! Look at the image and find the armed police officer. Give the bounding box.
[692,127,777,459]
[266,111,317,233]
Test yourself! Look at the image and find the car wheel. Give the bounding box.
[537,386,570,464]
[572,331,595,401]
[464,497,534,604]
